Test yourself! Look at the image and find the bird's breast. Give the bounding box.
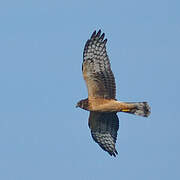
[88,98,119,112]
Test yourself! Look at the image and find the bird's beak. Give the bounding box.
[76,104,79,108]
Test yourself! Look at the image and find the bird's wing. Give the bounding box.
[83,30,116,99]
[88,111,119,156]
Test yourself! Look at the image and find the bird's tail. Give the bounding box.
[120,102,151,117]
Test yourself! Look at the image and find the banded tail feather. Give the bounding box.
[121,102,151,117]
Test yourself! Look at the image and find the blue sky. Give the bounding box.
[0,0,179,179]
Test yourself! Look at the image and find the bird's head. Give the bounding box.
[76,99,88,110]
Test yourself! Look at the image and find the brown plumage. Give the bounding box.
[76,30,151,157]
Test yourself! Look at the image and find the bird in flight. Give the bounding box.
[76,30,151,157]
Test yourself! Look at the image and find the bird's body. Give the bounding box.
[76,30,151,157]
[77,97,149,115]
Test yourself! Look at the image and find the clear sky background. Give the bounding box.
[0,0,179,179]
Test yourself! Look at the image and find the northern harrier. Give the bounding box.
[76,30,151,157]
